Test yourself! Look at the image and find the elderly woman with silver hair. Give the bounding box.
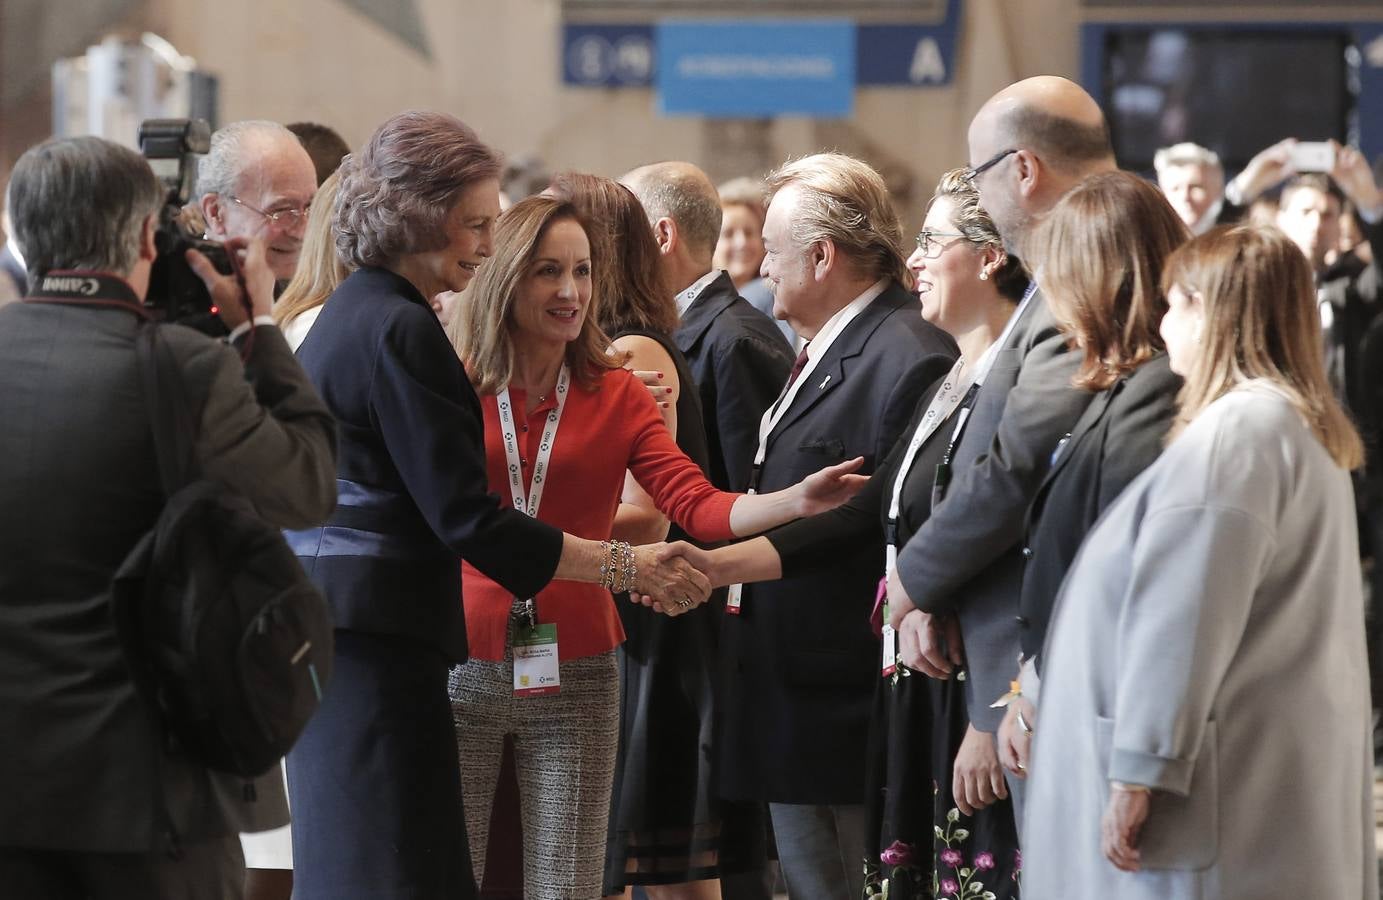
[283,111,711,900]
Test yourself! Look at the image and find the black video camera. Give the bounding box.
[139,118,231,335]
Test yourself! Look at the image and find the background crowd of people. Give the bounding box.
[0,70,1380,900]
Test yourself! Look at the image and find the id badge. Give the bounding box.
[513,623,560,697]
[931,461,951,509]
[726,582,743,615]
[881,601,897,677]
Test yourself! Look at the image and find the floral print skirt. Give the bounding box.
[861,669,1020,899]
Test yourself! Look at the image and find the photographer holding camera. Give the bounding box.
[0,136,336,898]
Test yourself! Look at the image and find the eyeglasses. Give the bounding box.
[230,196,311,225]
[915,229,967,259]
[963,148,1019,184]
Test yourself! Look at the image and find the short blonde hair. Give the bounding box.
[448,195,622,395]
[1161,224,1363,469]
[273,169,349,328]
[765,153,909,287]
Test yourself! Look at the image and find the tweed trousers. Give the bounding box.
[449,641,619,900]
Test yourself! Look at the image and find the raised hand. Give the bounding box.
[631,542,711,617]
[1231,137,1296,202]
[1329,141,1383,214]
[186,236,274,330]
[794,456,868,516]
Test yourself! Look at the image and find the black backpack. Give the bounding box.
[111,323,334,777]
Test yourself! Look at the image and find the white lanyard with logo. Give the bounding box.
[725,289,875,615]
[879,357,972,674]
[496,364,570,697]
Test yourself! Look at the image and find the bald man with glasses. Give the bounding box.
[885,76,1117,828]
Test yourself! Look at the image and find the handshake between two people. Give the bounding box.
[626,454,871,617]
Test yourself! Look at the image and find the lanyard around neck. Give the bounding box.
[496,364,571,520]
[885,356,973,573]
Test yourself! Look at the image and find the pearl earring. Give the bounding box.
[979,271,989,281]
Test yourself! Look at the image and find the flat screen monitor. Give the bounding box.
[1103,28,1357,172]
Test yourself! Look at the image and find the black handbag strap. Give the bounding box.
[135,323,199,496]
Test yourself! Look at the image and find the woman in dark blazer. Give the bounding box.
[993,171,1190,781]
[284,111,709,900]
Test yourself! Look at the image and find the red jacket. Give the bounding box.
[463,367,736,660]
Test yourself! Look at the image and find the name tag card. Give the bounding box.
[513,624,560,697]
[726,582,743,615]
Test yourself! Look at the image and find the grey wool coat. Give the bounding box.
[1023,382,1376,899]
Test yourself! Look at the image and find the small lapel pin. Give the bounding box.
[819,374,832,389]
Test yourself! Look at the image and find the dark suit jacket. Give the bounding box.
[0,290,336,853]
[291,266,564,661]
[717,280,957,805]
[1018,354,1181,668]
[675,271,795,492]
[894,291,1094,731]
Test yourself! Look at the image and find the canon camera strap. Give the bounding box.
[23,270,149,317]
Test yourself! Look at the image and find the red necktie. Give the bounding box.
[786,343,810,388]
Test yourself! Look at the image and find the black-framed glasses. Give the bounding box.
[915,229,967,259]
[963,148,1019,183]
[230,195,311,225]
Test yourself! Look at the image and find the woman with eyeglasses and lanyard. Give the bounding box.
[656,170,1027,899]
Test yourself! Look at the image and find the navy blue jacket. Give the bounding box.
[716,281,957,804]
[291,267,563,660]
[674,272,795,492]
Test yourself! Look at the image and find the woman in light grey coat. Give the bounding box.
[1023,224,1376,899]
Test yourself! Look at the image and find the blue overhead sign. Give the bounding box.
[561,0,960,94]
[856,19,958,86]
[564,23,657,87]
[655,20,855,117]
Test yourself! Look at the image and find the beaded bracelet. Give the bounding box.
[599,540,638,593]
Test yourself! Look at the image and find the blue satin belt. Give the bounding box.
[285,478,438,559]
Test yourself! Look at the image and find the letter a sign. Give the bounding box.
[909,37,946,84]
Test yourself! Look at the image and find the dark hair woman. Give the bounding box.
[994,170,1189,781]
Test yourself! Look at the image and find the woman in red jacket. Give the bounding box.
[446,195,860,899]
